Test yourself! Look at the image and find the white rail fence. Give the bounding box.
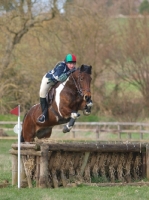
[1,121,149,141]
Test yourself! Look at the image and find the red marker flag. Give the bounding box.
[10,106,19,116]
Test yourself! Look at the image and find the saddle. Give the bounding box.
[46,87,55,106]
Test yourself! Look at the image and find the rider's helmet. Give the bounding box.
[65,54,76,63]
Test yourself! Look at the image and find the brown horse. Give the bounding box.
[21,64,93,142]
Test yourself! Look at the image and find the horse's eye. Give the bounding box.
[80,76,83,81]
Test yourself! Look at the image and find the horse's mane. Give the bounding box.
[77,64,92,75]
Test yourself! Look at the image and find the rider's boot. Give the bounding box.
[38,97,48,123]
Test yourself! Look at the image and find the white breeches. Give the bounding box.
[39,75,54,98]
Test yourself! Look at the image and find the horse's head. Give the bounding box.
[71,64,92,102]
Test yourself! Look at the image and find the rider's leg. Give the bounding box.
[38,97,48,123]
[38,76,53,123]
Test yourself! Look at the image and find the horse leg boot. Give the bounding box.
[37,97,48,123]
[63,112,80,133]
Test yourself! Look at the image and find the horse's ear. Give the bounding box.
[80,64,92,74]
[89,65,92,74]
[80,64,84,71]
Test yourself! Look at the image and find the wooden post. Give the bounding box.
[80,152,90,176]
[140,125,143,140]
[39,144,49,188]
[60,170,68,187]
[96,125,100,139]
[146,145,149,179]
[21,156,26,181]
[118,125,121,139]
[22,156,33,188]
[72,130,76,138]
[142,152,146,178]
[36,156,40,188]
[52,169,58,188]
[128,133,131,140]
[12,154,18,185]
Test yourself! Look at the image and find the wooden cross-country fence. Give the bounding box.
[9,141,149,188]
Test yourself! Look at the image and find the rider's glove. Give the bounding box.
[58,73,68,82]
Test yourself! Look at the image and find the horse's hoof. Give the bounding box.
[63,125,70,133]
[83,110,91,116]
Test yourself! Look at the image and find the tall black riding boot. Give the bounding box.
[38,97,48,123]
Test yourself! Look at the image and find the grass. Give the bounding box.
[1,140,149,200]
[1,185,149,200]
[0,140,16,183]
[106,132,149,141]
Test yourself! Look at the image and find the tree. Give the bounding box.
[0,0,61,112]
[108,16,149,112]
[139,0,149,14]
[0,0,118,115]
[0,0,60,76]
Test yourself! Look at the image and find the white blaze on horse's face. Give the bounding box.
[55,78,69,117]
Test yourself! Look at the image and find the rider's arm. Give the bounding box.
[46,62,76,83]
[53,63,69,82]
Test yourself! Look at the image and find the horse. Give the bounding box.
[21,64,93,142]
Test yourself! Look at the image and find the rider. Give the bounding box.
[38,54,77,123]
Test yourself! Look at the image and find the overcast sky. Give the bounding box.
[36,0,66,13]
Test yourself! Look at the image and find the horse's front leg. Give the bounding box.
[83,99,93,115]
[63,112,80,133]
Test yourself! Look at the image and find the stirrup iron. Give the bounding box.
[38,114,45,123]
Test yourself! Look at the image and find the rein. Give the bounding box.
[70,71,84,97]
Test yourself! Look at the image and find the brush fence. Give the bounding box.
[10,141,149,188]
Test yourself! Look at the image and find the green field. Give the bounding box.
[1,184,149,200]
[1,140,149,200]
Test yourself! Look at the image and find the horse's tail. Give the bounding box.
[20,112,27,142]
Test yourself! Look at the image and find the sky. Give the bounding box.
[0,0,67,16]
[35,0,66,13]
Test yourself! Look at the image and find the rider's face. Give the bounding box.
[66,62,76,70]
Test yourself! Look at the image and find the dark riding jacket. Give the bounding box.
[45,61,73,83]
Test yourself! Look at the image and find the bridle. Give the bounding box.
[70,70,90,97]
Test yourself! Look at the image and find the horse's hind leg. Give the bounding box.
[22,120,36,142]
[63,112,80,133]
[22,126,36,142]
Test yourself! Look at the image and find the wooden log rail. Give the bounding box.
[9,142,149,188]
[47,142,146,153]
[10,142,146,153]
